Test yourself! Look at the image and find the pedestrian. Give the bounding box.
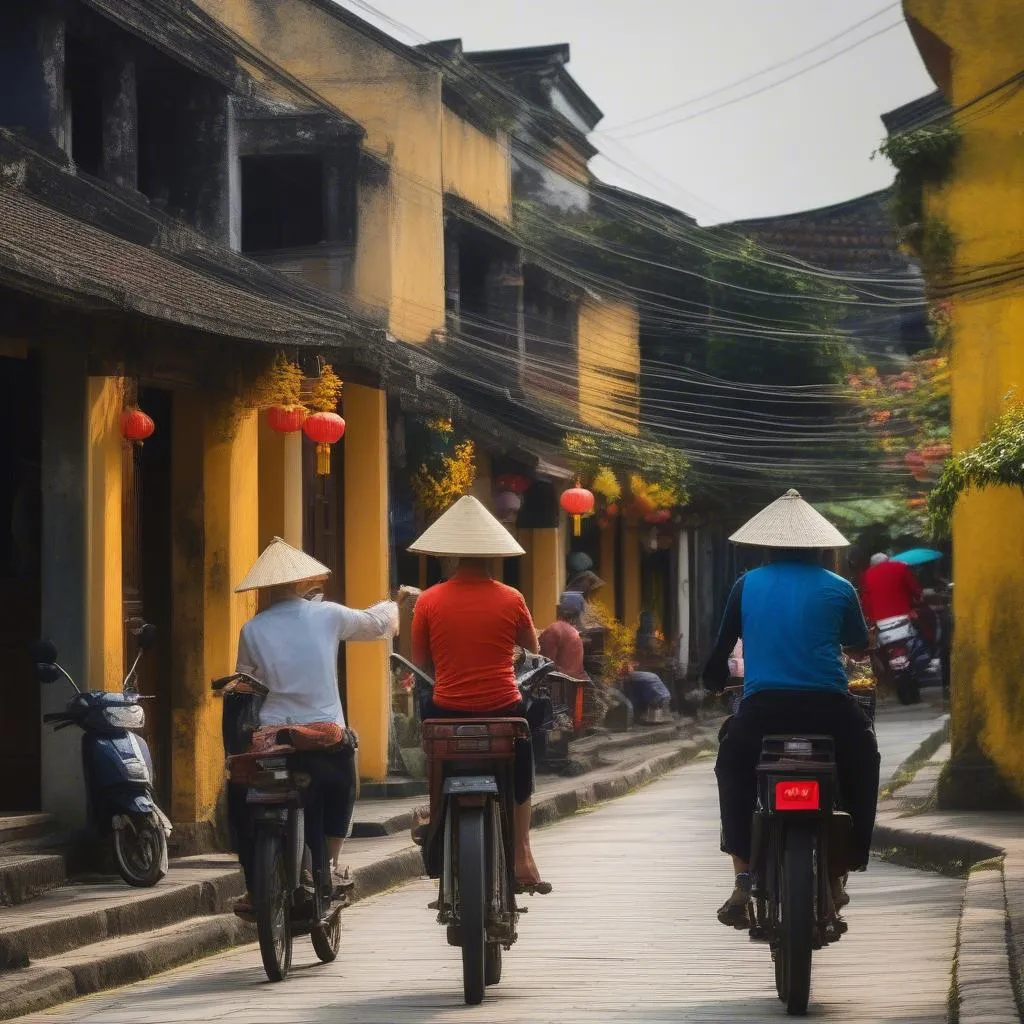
[539,591,589,729]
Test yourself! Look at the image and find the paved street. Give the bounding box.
[22,702,955,1024]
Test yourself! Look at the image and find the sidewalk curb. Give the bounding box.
[0,733,715,1022]
[870,721,1022,1024]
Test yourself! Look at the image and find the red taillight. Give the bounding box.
[775,780,820,811]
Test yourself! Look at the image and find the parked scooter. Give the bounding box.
[33,622,172,886]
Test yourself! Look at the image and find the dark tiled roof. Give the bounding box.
[728,189,914,274]
[881,90,949,134]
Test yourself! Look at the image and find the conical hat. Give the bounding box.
[409,495,525,558]
[235,537,331,593]
[729,489,849,549]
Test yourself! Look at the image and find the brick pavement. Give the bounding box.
[17,705,961,1023]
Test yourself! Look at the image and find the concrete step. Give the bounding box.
[0,914,253,1022]
[0,854,66,908]
[0,815,57,847]
[0,858,244,970]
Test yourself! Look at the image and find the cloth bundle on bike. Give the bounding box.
[249,721,358,753]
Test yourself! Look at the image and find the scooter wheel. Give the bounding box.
[113,817,168,887]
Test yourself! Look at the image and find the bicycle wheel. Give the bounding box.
[458,806,487,1006]
[311,906,342,963]
[781,823,816,1016]
[254,833,292,982]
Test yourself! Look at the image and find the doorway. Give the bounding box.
[121,386,173,805]
[0,354,42,811]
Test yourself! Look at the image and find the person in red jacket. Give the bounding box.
[858,553,922,624]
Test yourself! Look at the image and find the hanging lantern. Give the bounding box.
[267,405,307,434]
[120,407,154,444]
[494,490,522,523]
[644,509,671,525]
[495,473,530,495]
[605,502,619,518]
[303,411,346,475]
[560,483,595,538]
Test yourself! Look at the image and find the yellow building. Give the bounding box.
[901,1,1024,805]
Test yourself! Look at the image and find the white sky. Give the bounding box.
[336,0,936,225]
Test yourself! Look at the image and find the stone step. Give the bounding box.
[0,914,253,1022]
[0,854,66,907]
[0,814,57,847]
[0,859,244,970]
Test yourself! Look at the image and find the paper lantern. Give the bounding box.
[120,407,154,443]
[644,509,671,525]
[303,411,346,475]
[494,490,522,523]
[495,473,530,495]
[267,405,307,434]
[560,485,595,537]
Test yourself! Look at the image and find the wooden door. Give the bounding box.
[0,355,42,811]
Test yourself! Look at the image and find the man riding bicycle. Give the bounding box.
[229,537,398,914]
[703,490,880,929]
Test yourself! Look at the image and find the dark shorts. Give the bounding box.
[423,697,535,804]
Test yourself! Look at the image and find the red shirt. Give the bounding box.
[411,573,536,711]
[539,620,586,679]
[859,561,922,622]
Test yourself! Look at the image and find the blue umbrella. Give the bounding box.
[892,547,944,567]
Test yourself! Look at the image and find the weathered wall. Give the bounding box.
[578,295,641,436]
[441,107,511,225]
[906,0,1024,799]
[196,0,514,345]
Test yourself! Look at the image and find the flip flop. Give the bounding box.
[515,880,553,895]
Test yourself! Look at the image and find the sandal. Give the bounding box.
[232,892,256,923]
[514,879,553,895]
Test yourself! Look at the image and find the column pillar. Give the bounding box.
[86,377,124,693]
[170,396,258,824]
[39,347,89,825]
[343,384,391,781]
[623,520,641,628]
[598,519,618,617]
[101,51,137,189]
[257,418,303,550]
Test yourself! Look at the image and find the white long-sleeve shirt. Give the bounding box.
[235,597,398,728]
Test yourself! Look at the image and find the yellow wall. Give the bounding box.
[195,0,511,347]
[622,521,641,630]
[598,519,618,619]
[343,384,392,781]
[441,106,512,225]
[86,377,123,692]
[520,526,561,630]
[578,295,641,435]
[170,397,259,823]
[905,0,1024,795]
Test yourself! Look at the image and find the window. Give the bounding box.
[241,155,325,251]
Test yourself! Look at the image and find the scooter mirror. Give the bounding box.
[137,623,157,650]
[35,662,61,684]
[30,639,58,664]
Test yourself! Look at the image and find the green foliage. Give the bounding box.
[929,402,1024,538]
[563,431,690,497]
[877,123,961,182]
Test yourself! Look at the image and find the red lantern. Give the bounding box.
[496,473,530,495]
[605,502,619,518]
[120,407,154,444]
[560,484,595,537]
[644,509,671,525]
[303,411,346,475]
[267,405,307,434]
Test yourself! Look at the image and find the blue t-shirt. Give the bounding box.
[736,561,868,696]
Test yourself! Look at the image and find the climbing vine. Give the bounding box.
[929,401,1024,538]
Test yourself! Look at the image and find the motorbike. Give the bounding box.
[872,614,929,705]
[33,622,172,887]
[212,671,352,983]
[390,651,559,1006]
[725,684,877,1016]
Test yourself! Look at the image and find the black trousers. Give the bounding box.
[228,747,356,892]
[715,690,880,870]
